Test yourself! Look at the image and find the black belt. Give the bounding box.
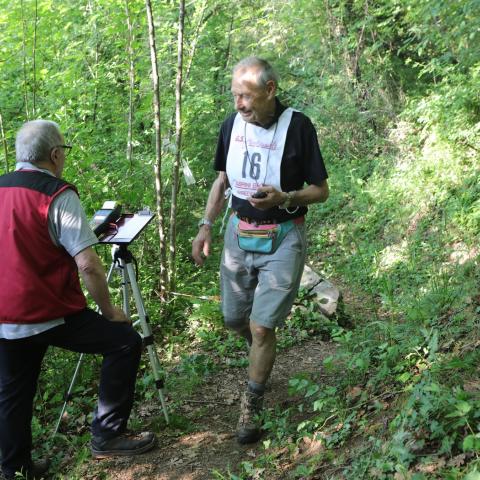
[234,213,305,225]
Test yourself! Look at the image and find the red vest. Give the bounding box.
[0,170,87,324]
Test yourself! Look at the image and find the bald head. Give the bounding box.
[15,120,63,165]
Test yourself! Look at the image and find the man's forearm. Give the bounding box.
[80,268,114,316]
[203,172,228,223]
[192,172,228,264]
[75,248,115,317]
[284,181,329,207]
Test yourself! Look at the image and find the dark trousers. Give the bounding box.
[0,308,142,477]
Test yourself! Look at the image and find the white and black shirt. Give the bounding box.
[214,99,328,222]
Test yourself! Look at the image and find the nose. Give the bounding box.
[235,95,244,110]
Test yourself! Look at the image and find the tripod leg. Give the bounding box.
[53,353,85,437]
[124,262,169,424]
[120,258,132,318]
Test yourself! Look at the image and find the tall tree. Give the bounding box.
[0,111,8,173]
[125,0,135,166]
[168,0,185,291]
[86,0,100,123]
[183,0,209,87]
[32,0,38,116]
[20,0,30,119]
[145,0,168,299]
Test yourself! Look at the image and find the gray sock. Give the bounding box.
[247,380,266,396]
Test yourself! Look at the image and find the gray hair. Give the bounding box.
[15,119,63,164]
[233,56,279,88]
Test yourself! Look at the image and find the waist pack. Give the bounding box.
[232,216,295,254]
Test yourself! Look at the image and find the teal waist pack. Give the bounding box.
[232,216,294,254]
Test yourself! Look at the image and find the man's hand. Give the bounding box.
[192,225,212,266]
[192,172,228,264]
[249,186,285,210]
[103,306,131,323]
[249,181,329,210]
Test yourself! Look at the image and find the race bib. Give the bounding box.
[226,108,294,199]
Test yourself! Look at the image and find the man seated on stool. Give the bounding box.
[0,120,156,480]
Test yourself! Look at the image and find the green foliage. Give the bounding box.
[1,0,479,477]
[207,1,480,477]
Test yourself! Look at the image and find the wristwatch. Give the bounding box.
[279,191,296,210]
[198,218,213,228]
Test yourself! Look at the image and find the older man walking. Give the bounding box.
[192,57,329,444]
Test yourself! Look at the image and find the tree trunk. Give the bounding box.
[168,0,185,292]
[166,0,210,140]
[215,14,233,106]
[21,0,30,119]
[183,0,210,87]
[84,0,100,123]
[0,111,8,173]
[145,0,168,299]
[125,0,135,167]
[32,0,38,116]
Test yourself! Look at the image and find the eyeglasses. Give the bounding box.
[52,144,72,157]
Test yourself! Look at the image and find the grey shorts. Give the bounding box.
[220,215,307,330]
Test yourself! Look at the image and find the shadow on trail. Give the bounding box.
[85,338,335,480]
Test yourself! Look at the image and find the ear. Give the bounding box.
[265,79,276,99]
[50,147,60,166]
[49,147,63,177]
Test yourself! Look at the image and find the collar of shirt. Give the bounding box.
[253,97,287,130]
[15,161,55,176]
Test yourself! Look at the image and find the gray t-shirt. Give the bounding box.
[0,163,98,339]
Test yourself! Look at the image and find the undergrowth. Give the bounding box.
[22,25,480,480]
[211,72,480,479]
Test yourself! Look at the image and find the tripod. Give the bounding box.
[54,243,169,436]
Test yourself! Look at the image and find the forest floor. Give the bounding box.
[81,336,337,480]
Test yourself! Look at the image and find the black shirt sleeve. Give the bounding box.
[277,112,328,193]
[214,114,236,172]
[212,107,328,223]
[297,114,328,186]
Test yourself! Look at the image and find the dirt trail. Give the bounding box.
[83,338,335,480]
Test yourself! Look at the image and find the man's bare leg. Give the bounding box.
[248,321,276,384]
[237,320,276,444]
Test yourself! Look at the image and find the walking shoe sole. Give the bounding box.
[91,435,157,458]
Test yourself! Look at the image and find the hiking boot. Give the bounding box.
[91,431,157,458]
[2,459,50,480]
[236,390,264,444]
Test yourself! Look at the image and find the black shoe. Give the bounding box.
[91,431,157,458]
[2,459,50,480]
[236,390,263,444]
